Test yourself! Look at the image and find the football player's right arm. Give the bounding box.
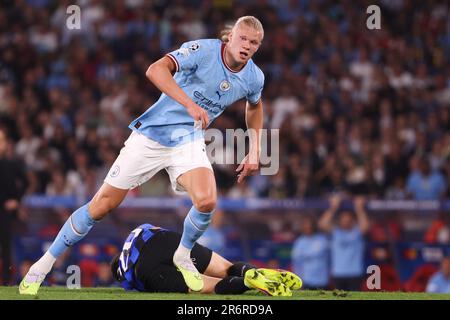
[145,57,209,128]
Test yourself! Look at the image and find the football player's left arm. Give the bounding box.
[236,99,263,184]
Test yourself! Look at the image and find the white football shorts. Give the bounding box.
[104,131,212,194]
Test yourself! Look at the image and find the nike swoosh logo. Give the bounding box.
[19,282,30,291]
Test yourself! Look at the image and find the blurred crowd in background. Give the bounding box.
[0,0,449,200]
[0,0,450,292]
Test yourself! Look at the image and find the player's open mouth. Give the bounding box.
[239,51,249,59]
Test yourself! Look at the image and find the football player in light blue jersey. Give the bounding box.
[129,37,265,147]
[20,16,265,295]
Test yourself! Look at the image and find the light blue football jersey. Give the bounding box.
[331,226,365,277]
[292,234,330,287]
[426,272,450,293]
[129,39,265,147]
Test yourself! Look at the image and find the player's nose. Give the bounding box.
[241,41,250,50]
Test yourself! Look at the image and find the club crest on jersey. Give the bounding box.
[110,165,120,177]
[219,80,231,92]
[189,43,200,51]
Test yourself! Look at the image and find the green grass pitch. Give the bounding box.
[1,286,449,300]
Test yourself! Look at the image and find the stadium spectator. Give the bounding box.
[424,212,450,245]
[271,219,296,243]
[318,196,370,291]
[291,215,329,290]
[426,256,450,294]
[406,157,447,200]
[0,128,27,285]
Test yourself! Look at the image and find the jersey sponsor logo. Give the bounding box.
[219,80,231,91]
[193,91,224,113]
[110,165,120,177]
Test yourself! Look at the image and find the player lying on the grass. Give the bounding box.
[110,223,302,296]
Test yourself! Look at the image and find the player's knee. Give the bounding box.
[194,196,216,213]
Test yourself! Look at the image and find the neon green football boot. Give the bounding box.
[257,268,303,290]
[173,258,204,292]
[244,268,292,297]
[19,273,45,295]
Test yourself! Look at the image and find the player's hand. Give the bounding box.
[236,154,259,184]
[353,196,366,211]
[187,102,209,129]
[329,194,342,211]
[4,199,19,211]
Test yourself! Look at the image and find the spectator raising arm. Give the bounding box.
[318,195,342,233]
[353,196,370,234]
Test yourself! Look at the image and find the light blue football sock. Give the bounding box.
[48,203,97,258]
[180,206,214,250]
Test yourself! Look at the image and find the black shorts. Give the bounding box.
[134,230,213,293]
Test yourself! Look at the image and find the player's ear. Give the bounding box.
[228,29,233,42]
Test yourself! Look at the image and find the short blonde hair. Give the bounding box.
[220,16,264,42]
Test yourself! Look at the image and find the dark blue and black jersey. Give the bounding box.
[116,223,166,291]
[115,223,212,293]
